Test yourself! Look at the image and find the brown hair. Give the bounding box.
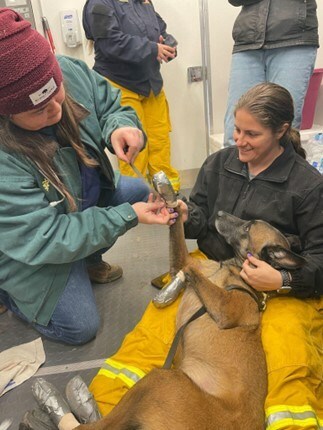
[234,82,306,159]
[0,92,98,211]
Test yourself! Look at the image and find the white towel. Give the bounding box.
[0,420,12,430]
[0,337,45,396]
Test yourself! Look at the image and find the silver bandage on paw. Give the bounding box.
[31,378,71,426]
[153,270,185,308]
[152,171,178,208]
[65,375,101,424]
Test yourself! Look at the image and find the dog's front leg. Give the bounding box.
[183,265,256,329]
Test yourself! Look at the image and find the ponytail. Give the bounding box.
[286,128,306,159]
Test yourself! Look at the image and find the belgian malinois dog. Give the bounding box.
[78,209,305,430]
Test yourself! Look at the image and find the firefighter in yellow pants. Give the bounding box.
[90,250,323,429]
[108,81,180,193]
[82,0,180,192]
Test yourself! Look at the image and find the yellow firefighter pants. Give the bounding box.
[90,250,323,429]
[108,80,180,192]
[90,298,180,416]
[263,296,323,430]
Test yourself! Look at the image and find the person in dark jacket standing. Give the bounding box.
[179,82,323,428]
[82,0,180,192]
[0,8,177,345]
[224,0,319,146]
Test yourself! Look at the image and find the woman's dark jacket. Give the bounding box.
[184,144,323,298]
[83,0,174,97]
[229,0,319,53]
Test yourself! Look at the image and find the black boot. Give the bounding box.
[19,409,56,430]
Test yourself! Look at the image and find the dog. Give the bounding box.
[77,209,305,430]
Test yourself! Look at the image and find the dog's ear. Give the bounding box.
[284,234,303,253]
[260,245,306,269]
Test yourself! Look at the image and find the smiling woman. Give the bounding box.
[233,83,307,176]
[233,109,286,175]
[232,83,298,176]
[181,82,321,292]
[173,82,323,429]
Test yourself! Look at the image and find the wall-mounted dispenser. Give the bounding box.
[60,9,82,48]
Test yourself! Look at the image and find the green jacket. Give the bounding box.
[0,55,142,325]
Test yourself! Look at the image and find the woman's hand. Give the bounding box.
[111,127,144,164]
[157,36,176,63]
[176,199,189,223]
[132,197,178,225]
[240,254,282,291]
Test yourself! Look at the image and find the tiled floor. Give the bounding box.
[0,191,196,428]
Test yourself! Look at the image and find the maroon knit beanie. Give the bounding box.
[0,8,63,115]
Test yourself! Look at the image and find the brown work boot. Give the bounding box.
[87,262,123,284]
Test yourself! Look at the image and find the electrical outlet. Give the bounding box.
[187,66,203,83]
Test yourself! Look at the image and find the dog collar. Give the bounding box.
[225,285,267,312]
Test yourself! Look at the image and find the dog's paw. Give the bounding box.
[152,271,186,308]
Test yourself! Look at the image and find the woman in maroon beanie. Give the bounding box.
[0,8,177,345]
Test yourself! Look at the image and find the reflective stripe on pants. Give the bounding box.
[89,299,180,416]
[99,358,146,388]
[266,405,323,430]
[263,296,323,429]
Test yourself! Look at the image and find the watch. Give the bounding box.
[277,270,292,294]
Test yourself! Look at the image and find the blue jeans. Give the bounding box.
[224,46,317,146]
[0,261,99,345]
[0,175,150,345]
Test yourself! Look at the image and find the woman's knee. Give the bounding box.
[66,314,100,345]
[115,176,150,204]
[34,311,100,345]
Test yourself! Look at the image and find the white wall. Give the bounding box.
[32,0,87,61]
[151,0,206,170]
[31,0,323,173]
